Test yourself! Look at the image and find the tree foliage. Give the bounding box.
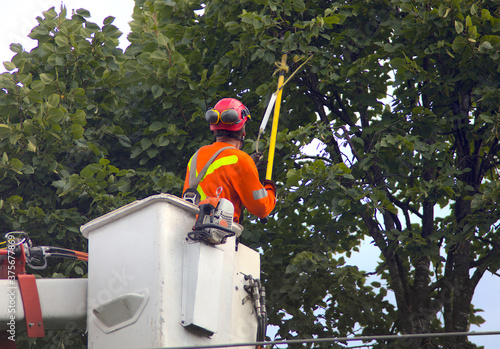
[1,0,500,348]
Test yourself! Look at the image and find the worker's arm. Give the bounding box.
[233,152,276,219]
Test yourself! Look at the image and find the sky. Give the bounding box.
[1,1,499,348]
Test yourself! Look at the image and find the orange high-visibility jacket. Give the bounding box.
[183,142,276,222]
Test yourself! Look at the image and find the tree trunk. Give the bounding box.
[442,93,476,348]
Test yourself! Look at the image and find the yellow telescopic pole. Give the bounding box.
[266,54,287,180]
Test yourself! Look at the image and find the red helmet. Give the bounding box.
[205,98,251,132]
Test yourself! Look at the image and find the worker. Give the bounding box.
[183,98,276,223]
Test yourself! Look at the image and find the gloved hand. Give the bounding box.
[262,179,277,195]
[250,152,263,164]
[260,179,277,225]
[250,152,267,173]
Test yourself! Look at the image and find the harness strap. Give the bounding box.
[188,146,234,190]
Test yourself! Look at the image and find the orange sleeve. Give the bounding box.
[231,152,276,219]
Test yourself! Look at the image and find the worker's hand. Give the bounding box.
[250,152,263,164]
[260,179,277,225]
[262,179,277,194]
[250,152,267,174]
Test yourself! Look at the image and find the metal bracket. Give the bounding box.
[17,274,45,338]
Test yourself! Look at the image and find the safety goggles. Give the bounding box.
[205,108,242,125]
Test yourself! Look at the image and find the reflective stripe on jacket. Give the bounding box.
[183,142,276,222]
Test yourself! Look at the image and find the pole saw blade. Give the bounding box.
[259,92,278,135]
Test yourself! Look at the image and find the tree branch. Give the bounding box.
[331,91,356,127]
[386,190,424,219]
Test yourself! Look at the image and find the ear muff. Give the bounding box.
[206,109,242,125]
[220,109,239,124]
[205,109,220,124]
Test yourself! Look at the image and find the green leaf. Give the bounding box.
[481,9,492,21]
[167,67,178,79]
[75,266,84,275]
[149,121,164,132]
[479,113,493,123]
[47,108,65,124]
[0,124,11,139]
[54,36,67,48]
[157,135,170,147]
[470,4,478,15]
[118,135,131,148]
[147,149,159,158]
[443,186,455,197]
[71,110,87,126]
[452,36,467,52]
[81,166,96,179]
[10,158,23,170]
[7,195,23,204]
[28,90,43,103]
[130,147,142,159]
[18,73,32,86]
[103,16,115,25]
[152,85,163,99]
[3,62,16,71]
[390,57,407,69]
[23,165,35,174]
[324,14,347,25]
[99,158,110,166]
[76,9,91,18]
[455,21,464,34]
[10,43,23,53]
[157,33,170,47]
[465,15,472,27]
[292,0,306,12]
[42,7,58,20]
[141,138,152,150]
[40,73,54,84]
[71,124,84,139]
[171,51,186,65]
[42,43,55,54]
[48,94,61,107]
[107,165,119,173]
[27,139,37,152]
[478,41,493,54]
[150,50,168,61]
[31,80,46,92]
[286,169,301,186]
